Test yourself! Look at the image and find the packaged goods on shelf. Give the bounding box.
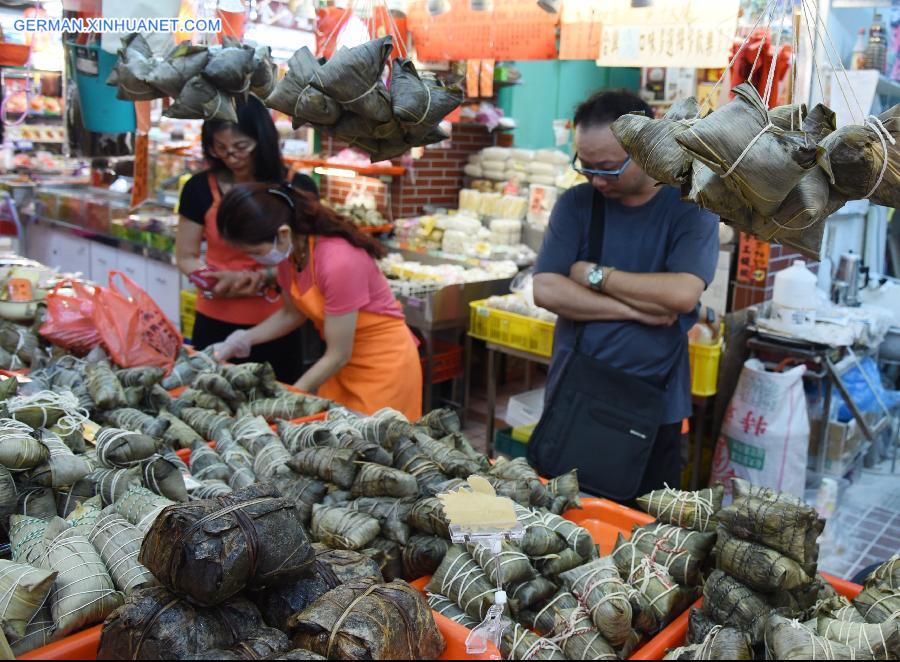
[382,253,518,284]
[483,292,556,322]
[488,218,523,246]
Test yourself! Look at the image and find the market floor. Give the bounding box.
[814,461,900,582]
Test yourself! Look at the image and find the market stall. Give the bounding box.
[0,0,896,660]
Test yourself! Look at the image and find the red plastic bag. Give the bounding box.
[39,280,102,356]
[92,272,182,372]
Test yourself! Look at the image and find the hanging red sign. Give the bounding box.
[407,0,558,61]
[736,232,770,285]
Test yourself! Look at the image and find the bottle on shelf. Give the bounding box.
[851,27,867,70]
[864,12,888,74]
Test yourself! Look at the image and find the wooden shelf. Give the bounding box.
[284,156,406,178]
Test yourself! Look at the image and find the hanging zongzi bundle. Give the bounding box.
[165,75,237,123]
[203,38,255,95]
[818,104,899,208]
[390,59,462,141]
[250,45,277,98]
[315,36,394,123]
[266,47,340,126]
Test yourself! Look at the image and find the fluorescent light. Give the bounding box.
[314,167,358,178]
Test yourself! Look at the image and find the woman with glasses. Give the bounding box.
[175,95,305,383]
[212,184,422,421]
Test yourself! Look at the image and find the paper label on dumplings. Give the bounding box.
[437,475,518,531]
[82,420,100,445]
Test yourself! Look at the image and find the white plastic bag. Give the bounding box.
[710,359,810,500]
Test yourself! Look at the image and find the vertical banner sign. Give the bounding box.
[131,101,151,209]
[736,232,770,285]
[594,0,740,69]
[559,1,603,61]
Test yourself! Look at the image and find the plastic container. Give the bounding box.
[632,572,863,660]
[563,497,655,556]
[67,42,136,134]
[421,340,463,385]
[494,427,527,458]
[688,338,723,397]
[505,387,545,428]
[18,612,497,661]
[469,299,555,358]
[772,260,818,327]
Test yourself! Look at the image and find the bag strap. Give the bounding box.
[573,191,605,353]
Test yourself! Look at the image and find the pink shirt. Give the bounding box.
[281,236,404,319]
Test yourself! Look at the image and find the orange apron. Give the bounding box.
[290,237,422,421]
[194,172,282,325]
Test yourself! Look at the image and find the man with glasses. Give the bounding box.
[533,90,719,497]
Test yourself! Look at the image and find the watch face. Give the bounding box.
[588,268,601,285]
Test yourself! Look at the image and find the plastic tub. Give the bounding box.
[505,388,544,428]
[688,339,722,397]
[563,497,655,556]
[469,300,555,358]
[631,572,863,660]
[19,612,495,661]
[494,427,527,459]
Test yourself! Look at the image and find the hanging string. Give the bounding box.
[801,0,866,124]
[699,0,779,116]
[762,0,788,108]
[798,1,827,108]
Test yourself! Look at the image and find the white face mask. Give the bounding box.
[252,235,293,266]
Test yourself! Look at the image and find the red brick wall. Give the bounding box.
[731,244,820,311]
[319,124,496,220]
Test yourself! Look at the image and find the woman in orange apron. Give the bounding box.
[175,96,307,382]
[213,182,422,421]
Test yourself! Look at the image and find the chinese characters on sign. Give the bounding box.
[736,232,770,285]
[593,0,739,69]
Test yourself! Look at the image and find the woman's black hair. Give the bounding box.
[217,183,387,261]
[201,94,285,182]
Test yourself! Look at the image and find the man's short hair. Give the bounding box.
[573,90,654,129]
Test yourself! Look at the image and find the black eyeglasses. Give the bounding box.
[572,154,632,180]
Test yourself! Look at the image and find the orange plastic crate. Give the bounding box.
[421,340,463,385]
[632,572,863,660]
[20,605,497,661]
[563,497,655,556]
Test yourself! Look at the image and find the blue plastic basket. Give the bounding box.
[67,42,135,134]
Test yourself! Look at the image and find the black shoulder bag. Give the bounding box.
[527,191,674,501]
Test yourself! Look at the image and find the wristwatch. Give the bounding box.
[587,264,605,291]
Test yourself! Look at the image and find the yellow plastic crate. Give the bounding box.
[468,300,555,358]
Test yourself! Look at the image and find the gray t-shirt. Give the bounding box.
[534,183,720,424]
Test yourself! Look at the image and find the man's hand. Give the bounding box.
[209,270,266,298]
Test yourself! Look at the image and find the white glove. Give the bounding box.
[212,329,252,362]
